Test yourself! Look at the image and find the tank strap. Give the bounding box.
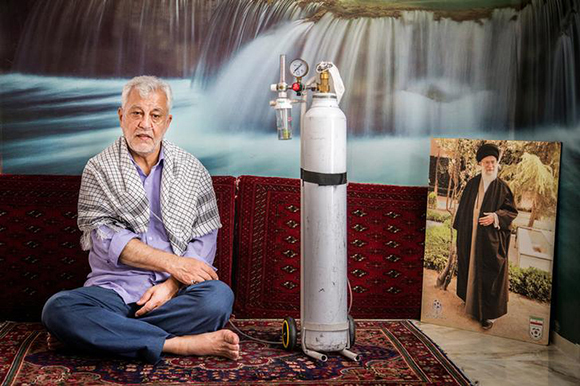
[301,169,347,186]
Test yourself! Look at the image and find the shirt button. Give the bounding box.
[148,236,153,241]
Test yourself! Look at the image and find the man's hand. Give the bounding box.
[135,278,180,317]
[170,257,219,286]
[479,212,496,227]
[119,240,218,286]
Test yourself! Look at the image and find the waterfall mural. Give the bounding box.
[11,0,216,78]
[0,0,579,343]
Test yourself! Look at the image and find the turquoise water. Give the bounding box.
[1,73,576,187]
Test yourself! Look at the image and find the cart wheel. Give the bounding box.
[348,315,356,347]
[282,316,297,351]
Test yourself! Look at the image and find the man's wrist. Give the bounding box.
[165,276,182,293]
[165,254,182,277]
[119,239,183,274]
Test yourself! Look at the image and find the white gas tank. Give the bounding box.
[300,92,349,352]
[301,93,347,175]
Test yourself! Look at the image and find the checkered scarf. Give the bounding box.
[78,136,221,256]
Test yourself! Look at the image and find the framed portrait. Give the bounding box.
[421,138,561,344]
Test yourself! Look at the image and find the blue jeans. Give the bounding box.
[41,281,234,363]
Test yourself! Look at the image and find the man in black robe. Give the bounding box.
[453,143,518,330]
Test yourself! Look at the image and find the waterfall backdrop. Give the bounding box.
[1,0,579,344]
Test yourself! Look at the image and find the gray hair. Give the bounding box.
[121,75,173,111]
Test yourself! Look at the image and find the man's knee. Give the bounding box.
[207,280,234,313]
[42,290,78,331]
[192,280,234,318]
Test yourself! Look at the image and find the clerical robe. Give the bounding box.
[453,175,518,321]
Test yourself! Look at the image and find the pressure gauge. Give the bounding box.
[289,58,309,78]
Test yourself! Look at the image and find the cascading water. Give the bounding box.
[517,0,580,128]
[9,0,579,133]
[193,0,322,83]
[191,0,578,134]
[1,0,579,177]
[202,7,522,135]
[12,0,217,77]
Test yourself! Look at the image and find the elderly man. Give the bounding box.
[453,143,518,330]
[42,76,240,363]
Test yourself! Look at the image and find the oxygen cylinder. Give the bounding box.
[300,92,348,352]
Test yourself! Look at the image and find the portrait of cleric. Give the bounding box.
[421,138,561,344]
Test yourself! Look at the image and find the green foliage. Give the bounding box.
[504,150,558,226]
[427,209,451,223]
[427,192,438,209]
[509,264,552,303]
[507,152,556,198]
[433,138,484,213]
[424,221,454,272]
[501,141,561,182]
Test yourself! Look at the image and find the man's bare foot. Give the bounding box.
[47,333,65,351]
[163,330,240,360]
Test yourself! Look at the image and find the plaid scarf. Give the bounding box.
[78,136,221,256]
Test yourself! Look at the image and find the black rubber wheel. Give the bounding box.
[348,315,356,347]
[282,316,297,351]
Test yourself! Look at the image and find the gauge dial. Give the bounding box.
[289,58,309,78]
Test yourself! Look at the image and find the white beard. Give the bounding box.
[481,167,498,192]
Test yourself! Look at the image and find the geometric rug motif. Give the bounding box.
[0,175,88,322]
[0,174,237,322]
[208,175,237,288]
[234,175,427,319]
[0,320,471,385]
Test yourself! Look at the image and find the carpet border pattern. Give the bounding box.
[0,319,472,386]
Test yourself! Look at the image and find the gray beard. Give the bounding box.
[481,168,498,191]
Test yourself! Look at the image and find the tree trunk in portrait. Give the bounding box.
[434,149,441,196]
[527,191,538,227]
[448,159,459,212]
[436,227,456,290]
[445,164,453,210]
[438,157,462,289]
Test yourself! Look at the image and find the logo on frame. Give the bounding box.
[529,316,544,341]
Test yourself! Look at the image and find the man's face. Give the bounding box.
[480,155,498,175]
[118,89,172,158]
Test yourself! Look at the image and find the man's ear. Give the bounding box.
[118,107,124,124]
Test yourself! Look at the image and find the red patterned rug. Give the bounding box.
[234,175,427,319]
[0,319,471,385]
[0,174,236,321]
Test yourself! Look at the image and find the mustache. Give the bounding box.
[134,131,153,138]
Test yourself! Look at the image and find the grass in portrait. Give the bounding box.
[421,137,561,345]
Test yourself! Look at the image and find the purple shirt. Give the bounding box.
[84,148,218,304]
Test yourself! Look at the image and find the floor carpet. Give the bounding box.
[0,319,471,385]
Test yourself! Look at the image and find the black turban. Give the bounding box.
[476,143,500,162]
